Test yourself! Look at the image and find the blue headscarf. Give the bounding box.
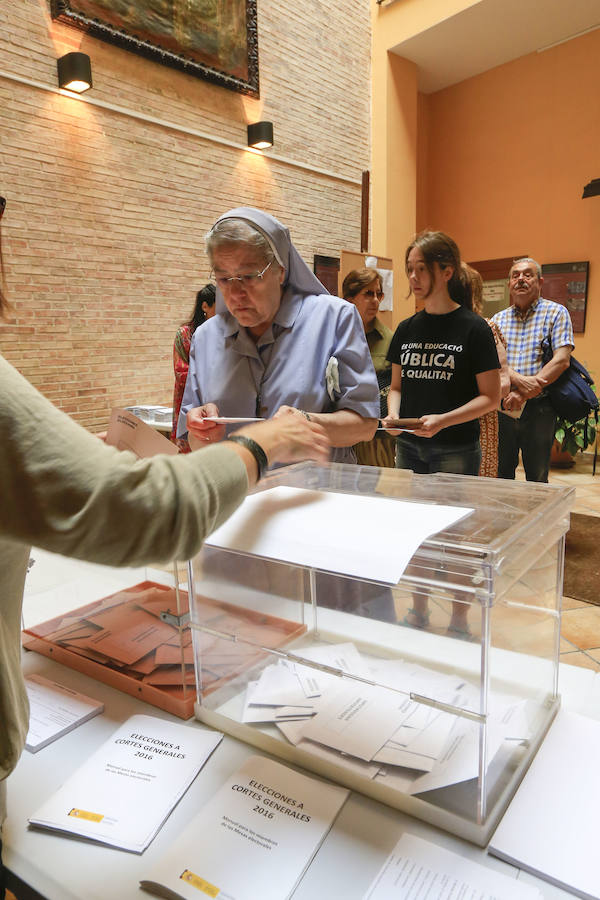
[209,207,328,314]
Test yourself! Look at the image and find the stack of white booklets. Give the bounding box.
[489,709,600,900]
[28,714,222,853]
[25,674,104,752]
[140,755,349,900]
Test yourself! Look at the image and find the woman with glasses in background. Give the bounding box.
[342,267,395,467]
[177,207,380,462]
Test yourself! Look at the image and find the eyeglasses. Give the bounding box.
[509,270,536,282]
[363,289,384,300]
[213,260,273,289]
[0,197,5,221]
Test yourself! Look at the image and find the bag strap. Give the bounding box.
[594,408,599,476]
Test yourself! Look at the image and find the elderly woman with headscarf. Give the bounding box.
[177,208,380,461]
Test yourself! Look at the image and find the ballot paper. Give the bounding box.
[242,682,316,724]
[203,416,265,423]
[140,755,348,900]
[106,408,178,458]
[237,640,529,797]
[205,486,473,584]
[301,683,414,762]
[247,643,370,711]
[363,833,542,899]
[404,719,506,796]
[25,674,104,752]
[29,715,222,852]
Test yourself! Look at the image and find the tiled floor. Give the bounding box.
[537,452,600,671]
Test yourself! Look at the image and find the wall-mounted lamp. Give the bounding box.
[57,52,93,94]
[247,121,274,150]
[582,178,600,199]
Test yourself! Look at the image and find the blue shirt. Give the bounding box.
[491,298,574,376]
[178,287,380,463]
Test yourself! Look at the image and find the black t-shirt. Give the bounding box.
[386,306,499,445]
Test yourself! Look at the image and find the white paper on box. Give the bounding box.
[28,714,222,852]
[140,755,349,900]
[205,486,472,584]
[363,833,542,899]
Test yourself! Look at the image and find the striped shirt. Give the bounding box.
[491,298,573,376]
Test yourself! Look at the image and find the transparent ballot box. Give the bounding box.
[189,462,573,844]
[22,564,198,719]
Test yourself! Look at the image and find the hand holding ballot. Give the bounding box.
[186,403,227,445]
[379,416,423,434]
[188,405,331,476]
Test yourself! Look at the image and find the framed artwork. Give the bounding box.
[50,0,259,96]
[541,262,589,334]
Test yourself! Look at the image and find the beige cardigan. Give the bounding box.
[0,355,249,808]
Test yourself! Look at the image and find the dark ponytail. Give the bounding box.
[450,262,472,309]
[405,230,471,308]
[185,283,216,333]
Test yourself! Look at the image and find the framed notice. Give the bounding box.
[468,256,528,320]
[541,262,589,333]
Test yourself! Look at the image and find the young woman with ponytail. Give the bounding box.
[381,231,501,638]
[382,230,500,474]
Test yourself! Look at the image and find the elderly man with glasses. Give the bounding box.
[491,257,574,482]
[177,207,380,463]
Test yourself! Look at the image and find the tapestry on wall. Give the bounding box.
[51,0,259,96]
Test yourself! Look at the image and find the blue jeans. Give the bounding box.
[395,435,481,475]
[498,396,556,482]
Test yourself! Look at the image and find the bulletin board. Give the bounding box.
[541,262,589,333]
[339,251,394,321]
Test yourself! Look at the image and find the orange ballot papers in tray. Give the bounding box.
[23,582,306,718]
[140,755,349,900]
[28,715,222,853]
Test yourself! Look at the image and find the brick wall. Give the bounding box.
[0,0,371,429]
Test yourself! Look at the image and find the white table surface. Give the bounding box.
[6,550,599,900]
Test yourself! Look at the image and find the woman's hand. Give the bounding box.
[236,415,330,467]
[411,414,444,438]
[223,415,330,484]
[272,405,306,421]
[379,415,424,436]
[187,403,226,449]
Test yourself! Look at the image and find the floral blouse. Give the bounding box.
[170,324,192,453]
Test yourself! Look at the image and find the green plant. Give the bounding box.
[555,411,597,456]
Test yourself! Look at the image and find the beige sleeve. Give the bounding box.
[0,356,249,567]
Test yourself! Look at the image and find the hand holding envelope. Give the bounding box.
[186,403,227,444]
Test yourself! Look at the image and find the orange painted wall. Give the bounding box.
[419,28,600,379]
